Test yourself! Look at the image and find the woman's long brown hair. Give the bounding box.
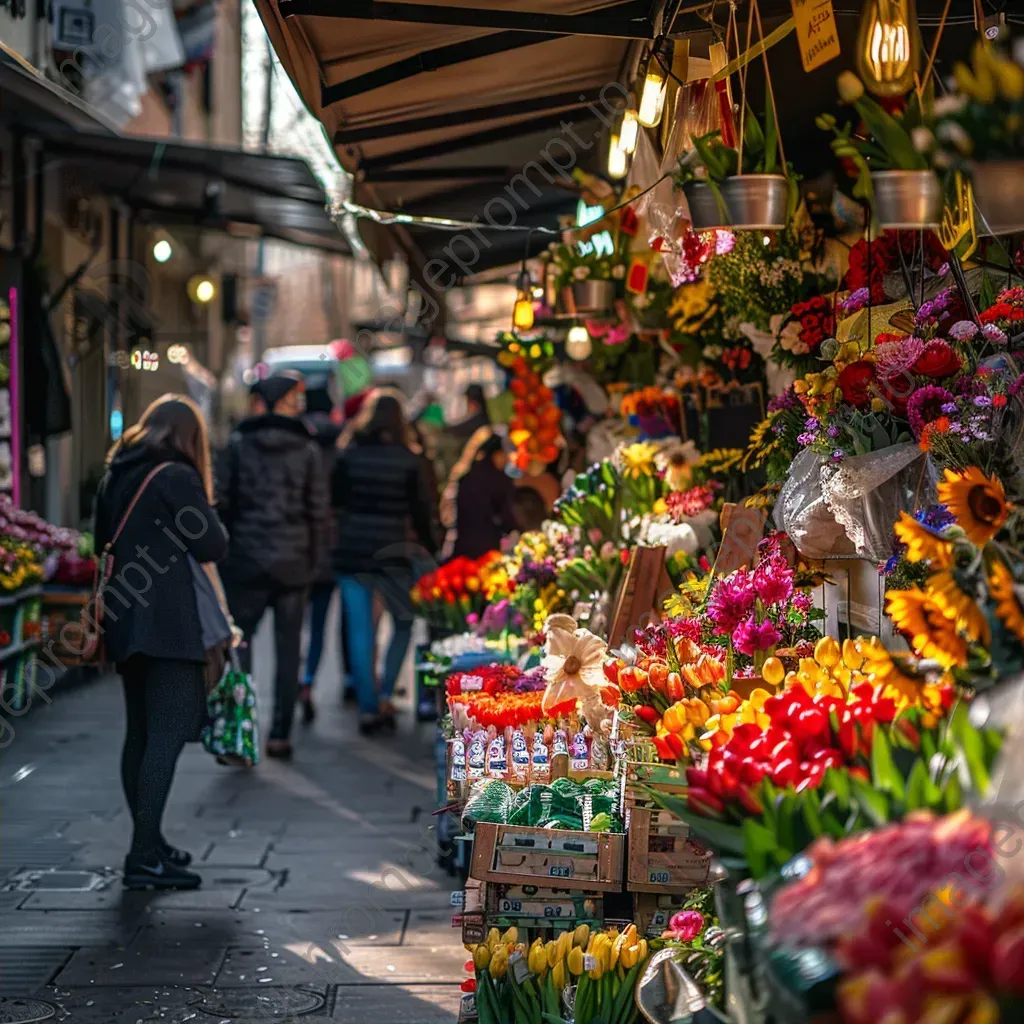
[108,394,215,502]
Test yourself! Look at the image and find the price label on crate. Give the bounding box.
[450,739,466,782]
[648,870,672,885]
[543,904,574,918]
[498,899,523,913]
[458,992,477,1022]
[450,891,465,907]
[583,954,599,972]
[549,864,572,879]
[510,951,530,984]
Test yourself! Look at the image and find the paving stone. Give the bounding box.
[0,912,140,948]
[322,946,470,985]
[199,837,273,867]
[54,946,225,987]
[41,986,202,1024]
[331,983,461,1023]
[0,950,73,996]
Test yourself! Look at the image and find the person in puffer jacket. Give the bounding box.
[216,372,329,758]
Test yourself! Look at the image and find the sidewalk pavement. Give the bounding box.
[0,610,465,1024]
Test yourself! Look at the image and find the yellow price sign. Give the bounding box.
[790,0,841,73]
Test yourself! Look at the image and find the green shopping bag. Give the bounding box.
[201,651,260,767]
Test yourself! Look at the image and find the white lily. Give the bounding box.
[541,624,610,726]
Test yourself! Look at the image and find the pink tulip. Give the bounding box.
[668,910,705,943]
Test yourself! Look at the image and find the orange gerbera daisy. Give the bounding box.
[894,512,953,568]
[988,559,1024,643]
[886,588,969,668]
[937,467,1008,548]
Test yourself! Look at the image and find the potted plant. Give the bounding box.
[546,242,626,315]
[819,72,941,229]
[675,105,795,230]
[929,39,1024,235]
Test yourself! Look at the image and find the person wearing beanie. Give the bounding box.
[216,371,330,759]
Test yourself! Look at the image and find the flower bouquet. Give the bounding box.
[412,553,502,633]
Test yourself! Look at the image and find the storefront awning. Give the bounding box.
[39,129,351,255]
[252,1,652,266]
[0,43,118,134]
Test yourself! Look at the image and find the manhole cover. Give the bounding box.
[194,988,325,1017]
[6,871,110,893]
[0,997,56,1023]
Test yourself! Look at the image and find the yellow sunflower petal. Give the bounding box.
[988,559,1024,643]
[886,588,969,669]
[927,570,991,645]
[894,512,954,567]
[937,467,1009,548]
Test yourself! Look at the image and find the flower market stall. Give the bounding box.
[397,14,1024,1022]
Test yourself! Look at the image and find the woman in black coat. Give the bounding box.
[451,433,518,560]
[93,394,228,891]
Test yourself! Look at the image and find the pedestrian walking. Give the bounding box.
[299,386,343,722]
[333,393,440,734]
[217,372,329,759]
[93,394,229,891]
[446,430,518,560]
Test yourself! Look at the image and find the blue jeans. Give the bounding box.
[303,582,336,688]
[339,573,415,716]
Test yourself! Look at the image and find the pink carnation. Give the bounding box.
[733,616,781,656]
[873,335,924,376]
[707,569,756,634]
[753,556,794,607]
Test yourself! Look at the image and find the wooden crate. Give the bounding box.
[470,822,624,892]
[484,883,603,930]
[626,806,711,893]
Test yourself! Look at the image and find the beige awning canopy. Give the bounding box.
[253,1,667,267]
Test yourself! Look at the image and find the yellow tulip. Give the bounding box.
[761,656,784,686]
[588,957,605,981]
[637,938,648,962]
[567,946,585,976]
[573,924,590,949]
[842,638,864,671]
[993,55,1024,100]
[490,947,509,979]
[836,70,864,103]
[610,930,628,970]
[552,960,566,990]
[814,636,841,668]
[474,945,491,970]
[556,930,573,963]
[528,942,547,975]
[620,943,640,969]
[486,927,501,951]
[501,926,518,946]
[546,940,561,968]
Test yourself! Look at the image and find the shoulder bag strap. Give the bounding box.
[103,461,174,555]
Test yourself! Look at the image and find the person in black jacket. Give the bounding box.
[451,432,518,560]
[299,386,344,722]
[333,393,439,733]
[217,372,330,759]
[93,394,229,891]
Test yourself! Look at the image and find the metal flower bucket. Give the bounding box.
[635,948,730,1023]
[721,175,789,230]
[682,181,729,230]
[571,278,615,313]
[971,161,1024,236]
[871,170,943,229]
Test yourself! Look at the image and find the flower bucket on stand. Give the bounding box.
[870,170,943,229]
[970,161,1024,235]
[683,181,728,230]
[572,278,616,314]
[721,174,789,230]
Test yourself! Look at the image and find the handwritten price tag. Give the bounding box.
[790,0,840,73]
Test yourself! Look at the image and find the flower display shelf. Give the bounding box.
[40,585,93,668]
[470,822,625,892]
[0,586,43,713]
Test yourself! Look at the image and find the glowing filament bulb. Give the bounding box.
[856,0,919,96]
[620,108,640,154]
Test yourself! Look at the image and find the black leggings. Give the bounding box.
[120,656,206,859]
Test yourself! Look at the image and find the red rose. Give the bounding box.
[837,360,875,409]
[878,371,913,415]
[912,340,962,379]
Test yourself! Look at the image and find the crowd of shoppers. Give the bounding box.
[96,373,554,889]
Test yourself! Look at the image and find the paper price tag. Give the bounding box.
[510,951,530,984]
[583,954,599,971]
[450,890,465,906]
[498,898,523,913]
[790,0,840,73]
[549,864,572,879]
[649,870,672,885]
[461,674,484,692]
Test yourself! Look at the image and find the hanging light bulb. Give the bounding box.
[855,0,920,97]
[607,134,629,180]
[637,38,673,128]
[620,103,640,155]
[566,325,592,361]
[512,266,534,331]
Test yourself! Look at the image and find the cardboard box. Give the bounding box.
[471,823,624,892]
[626,807,711,894]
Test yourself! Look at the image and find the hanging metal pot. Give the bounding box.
[682,181,728,230]
[720,175,789,230]
[871,170,943,229]
[971,161,1024,236]
[571,278,615,313]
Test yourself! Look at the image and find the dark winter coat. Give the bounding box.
[452,458,518,560]
[332,437,440,576]
[306,412,343,586]
[93,445,229,665]
[216,414,330,589]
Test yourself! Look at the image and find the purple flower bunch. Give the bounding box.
[512,666,547,693]
[515,559,557,588]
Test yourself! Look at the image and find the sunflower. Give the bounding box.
[988,559,1024,643]
[885,588,969,668]
[927,569,990,645]
[617,441,660,479]
[937,467,1009,547]
[893,512,954,567]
